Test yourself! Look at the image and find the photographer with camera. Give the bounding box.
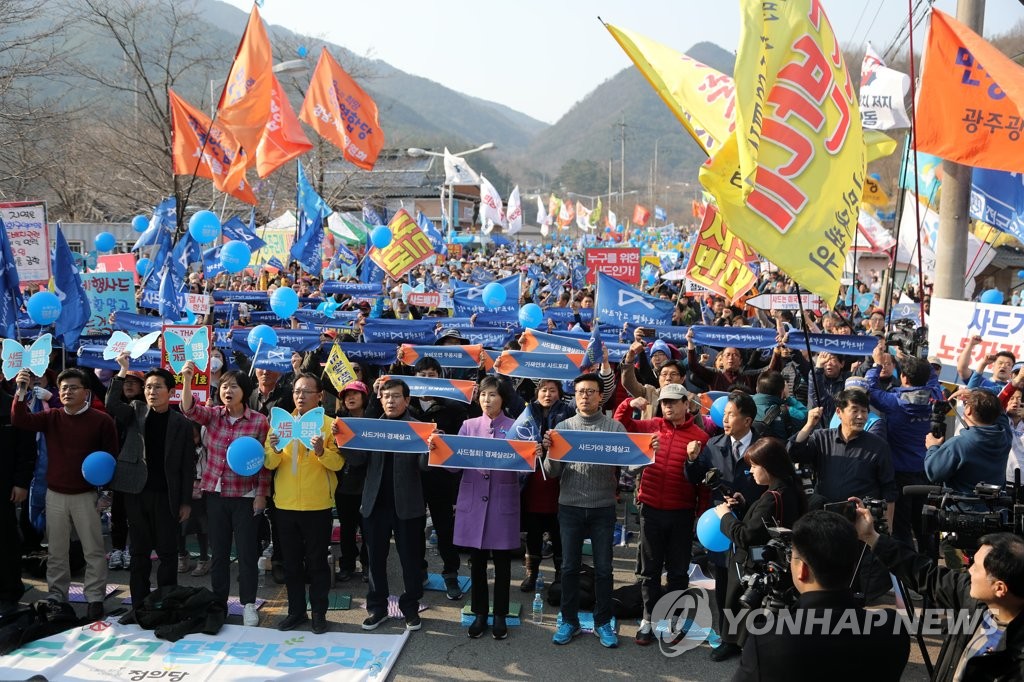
[997,370,1024,485]
[855,499,1024,682]
[734,510,910,681]
[925,388,1013,496]
[957,337,1015,394]
[709,437,806,663]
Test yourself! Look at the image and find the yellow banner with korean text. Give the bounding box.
[698,0,864,304]
[324,343,357,393]
[369,209,434,279]
[684,205,758,302]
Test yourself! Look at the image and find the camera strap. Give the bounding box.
[767,489,784,526]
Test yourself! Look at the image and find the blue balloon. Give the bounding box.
[26,291,61,325]
[296,45,308,58]
[188,210,222,244]
[226,437,265,477]
[131,215,149,233]
[370,226,392,249]
[696,508,732,552]
[1018,270,1024,280]
[519,303,543,328]
[136,257,152,276]
[95,232,116,253]
[82,451,116,486]
[482,282,506,309]
[270,286,299,318]
[980,289,1004,305]
[247,324,278,352]
[220,240,251,274]
[709,395,729,428]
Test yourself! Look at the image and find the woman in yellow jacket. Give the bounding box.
[265,373,344,634]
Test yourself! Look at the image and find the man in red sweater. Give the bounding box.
[615,383,709,646]
[12,367,119,621]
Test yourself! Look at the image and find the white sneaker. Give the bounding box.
[121,552,131,570]
[107,550,123,570]
[243,603,259,627]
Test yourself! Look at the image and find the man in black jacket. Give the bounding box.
[0,386,36,614]
[855,500,1024,682]
[734,510,910,681]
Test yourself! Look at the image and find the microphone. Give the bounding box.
[901,485,945,496]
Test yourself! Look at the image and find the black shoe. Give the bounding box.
[635,625,655,646]
[444,575,463,601]
[711,643,742,662]
[492,615,508,640]
[336,569,353,583]
[311,612,328,635]
[405,614,422,631]
[278,613,308,631]
[468,615,487,638]
[361,569,368,583]
[362,612,388,631]
[117,609,137,626]
[86,602,104,622]
[271,562,287,585]
[519,573,537,593]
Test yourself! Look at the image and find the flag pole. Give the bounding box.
[794,286,823,405]
[904,0,927,325]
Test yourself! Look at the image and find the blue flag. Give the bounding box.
[329,241,357,270]
[132,196,176,251]
[362,204,386,228]
[297,160,332,236]
[222,213,267,251]
[453,274,520,319]
[970,168,1024,246]
[416,211,446,256]
[594,272,674,327]
[654,205,667,222]
[157,265,184,320]
[582,324,604,371]
[267,256,286,271]
[0,216,23,338]
[290,215,324,275]
[172,233,202,278]
[360,256,386,285]
[51,225,92,349]
[202,245,226,278]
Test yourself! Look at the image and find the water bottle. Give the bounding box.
[536,570,544,595]
[428,529,438,555]
[532,592,544,624]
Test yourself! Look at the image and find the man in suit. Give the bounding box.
[344,378,429,632]
[733,510,910,681]
[106,356,194,612]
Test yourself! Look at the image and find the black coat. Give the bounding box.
[733,589,910,681]
[0,389,36,493]
[344,410,429,520]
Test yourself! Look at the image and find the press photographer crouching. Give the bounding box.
[733,510,910,681]
[855,499,1024,682]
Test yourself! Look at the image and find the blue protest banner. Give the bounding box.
[548,429,655,467]
[361,318,439,344]
[338,342,397,366]
[595,272,674,327]
[76,344,162,371]
[429,434,537,472]
[453,274,520,318]
[380,375,475,403]
[970,168,1024,245]
[334,417,434,453]
[320,281,385,297]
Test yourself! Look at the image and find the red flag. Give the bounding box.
[169,89,257,205]
[255,74,313,178]
[299,48,383,170]
[632,204,650,226]
[216,6,274,154]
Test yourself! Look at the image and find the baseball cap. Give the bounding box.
[123,371,145,385]
[844,376,869,392]
[322,329,338,340]
[342,381,368,395]
[659,384,690,402]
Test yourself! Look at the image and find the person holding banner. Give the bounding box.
[452,376,519,640]
[333,381,370,583]
[685,328,783,393]
[180,362,271,627]
[957,336,1016,394]
[265,373,344,635]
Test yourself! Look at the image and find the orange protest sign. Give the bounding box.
[369,209,434,279]
[684,206,758,302]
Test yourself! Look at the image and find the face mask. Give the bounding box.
[210,357,223,373]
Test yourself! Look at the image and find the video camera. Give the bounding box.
[738,527,797,613]
[884,318,930,358]
[702,468,732,498]
[917,476,1024,550]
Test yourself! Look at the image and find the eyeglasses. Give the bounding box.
[59,385,84,393]
[292,389,319,396]
[574,388,599,397]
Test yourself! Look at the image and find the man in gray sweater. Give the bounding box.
[542,372,651,649]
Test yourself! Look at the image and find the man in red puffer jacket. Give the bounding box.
[614,383,709,647]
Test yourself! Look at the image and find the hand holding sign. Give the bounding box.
[2,334,52,381]
[164,326,210,373]
[270,407,325,450]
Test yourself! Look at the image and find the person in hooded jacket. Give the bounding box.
[925,388,1014,495]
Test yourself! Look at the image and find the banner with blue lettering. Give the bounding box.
[447,326,515,349]
[112,311,168,334]
[453,274,520,318]
[970,168,1024,245]
[320,281,385,297]
[428,434,537,472]
[398,344,489,369]
[543,307,593,325]
[595,273,674,327]
[338,342,397,366]
[548,429,655,467]
[230,328,322,355]
[493,350,585,380]
[361,318,439,344]
[379,375,475,403]
[212,291,270,303]
[621,325,879,356]
[333,417,434,453]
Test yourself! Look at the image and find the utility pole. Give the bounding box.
[934,0,985,300]
[617,118,626,202]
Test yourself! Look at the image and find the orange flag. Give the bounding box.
[299,47,383,170]
[255,74,313,178]
[169,89,257,205]
[916,8,1024,172]
[632,204,650,226]
[216,5,274,154]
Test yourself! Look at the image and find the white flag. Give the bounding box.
[444,148,480,185]
[860,44,911,131]
[479,175,505,227]
[607,209,617,230]
[506,185,523,235]
[575,201,592,231]
[535,195,547,227]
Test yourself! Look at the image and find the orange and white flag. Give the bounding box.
[255,74,313,178]
[216,5,274,154]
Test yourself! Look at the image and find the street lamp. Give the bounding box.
[406,143,497,241]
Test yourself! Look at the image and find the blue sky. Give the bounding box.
[226,0,1022,124]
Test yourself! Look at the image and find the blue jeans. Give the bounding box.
[558,504,616,628]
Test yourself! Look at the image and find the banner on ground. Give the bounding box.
[162,325,211,404]
[0,200,49,285]
[594,272,675,327]
[379,375,475,404]
[334,417,434,452]
[81,272,136,336]
[369,209,434,280]
[493,350,585,380]
[927,297,1024,368]
[429,434,537,472]
[548,429,655,467]
[397,344,489,370]
[585,248,640,285]
[684,206,758,302]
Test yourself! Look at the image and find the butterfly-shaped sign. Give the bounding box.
[270,407,325,450]
[163,326,210,374]
[2,334,53,380]
[103,331,161,361]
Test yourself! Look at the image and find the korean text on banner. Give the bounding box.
[684,205,758,302]
[0,200,50,285]
[585,248,640,285]
[698,0,864,304]
[927,297,1024,369]
[369,209,433,279]
[429,434,537,473]
[324,343,357,392]
[162,325,211,405]
[82,272,136,335]
[547,429,655,467]
[595,272,675,327]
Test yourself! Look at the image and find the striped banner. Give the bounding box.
[333,417,434,453]
[428,434,537,472]
[548,429,655,467]
[493,351,585,380]
[397,344,493,370]
[379,375,476,404]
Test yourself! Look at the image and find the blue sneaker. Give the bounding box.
[552,621,582,645]
[595,622,619,648]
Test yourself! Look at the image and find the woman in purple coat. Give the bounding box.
[454,375,520,640]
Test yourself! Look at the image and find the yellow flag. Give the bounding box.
[324,343,357,393]
[864,130,897,163]
[698,1,864,303]
[862,176,889,207]
[604,23,734,156]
